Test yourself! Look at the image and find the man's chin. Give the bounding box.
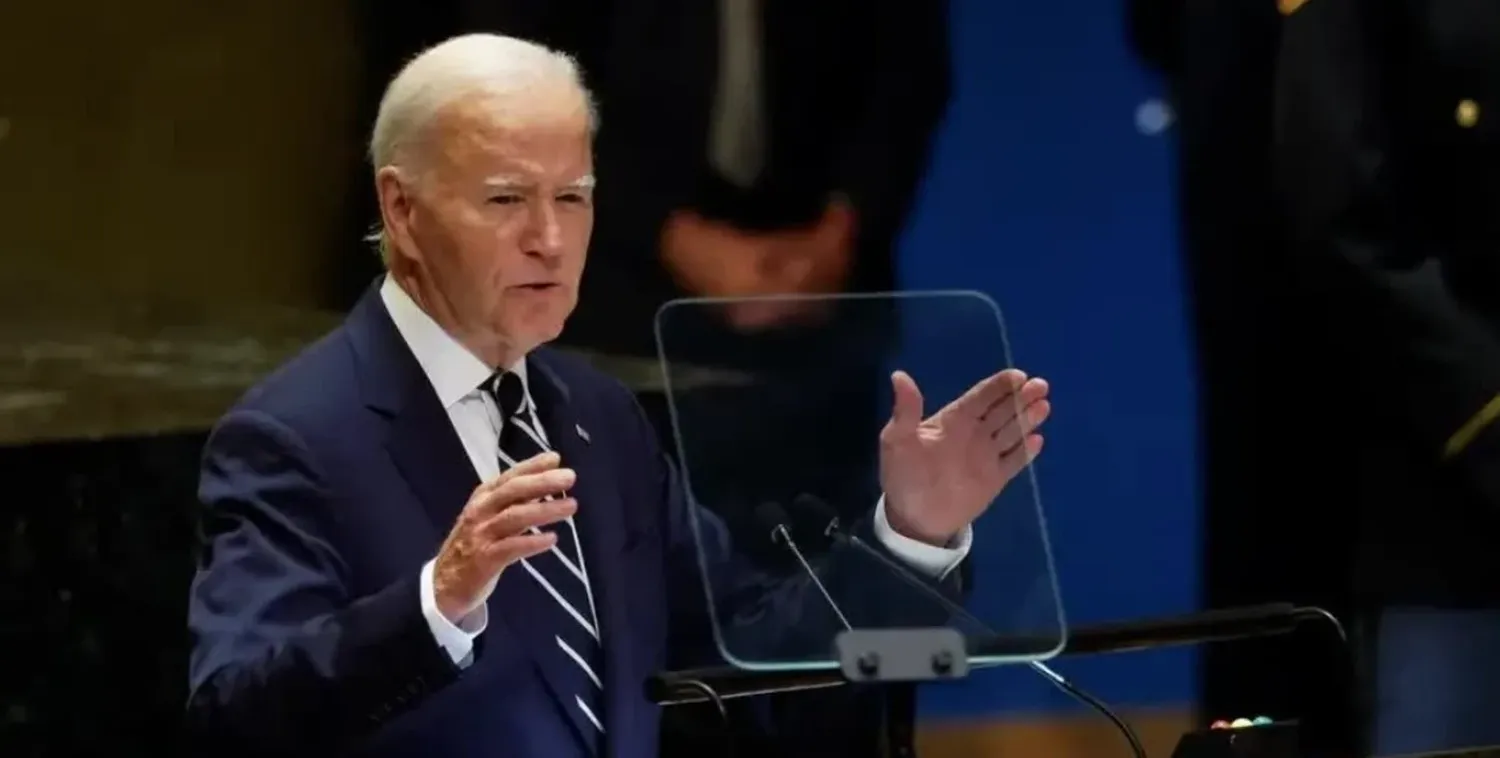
[495,298,574,351]
[509,320,568,352]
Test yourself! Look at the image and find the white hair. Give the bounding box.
[366,33,598,263]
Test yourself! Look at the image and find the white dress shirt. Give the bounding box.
[378,276,972,667]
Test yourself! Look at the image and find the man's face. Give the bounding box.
[383,91,594,359]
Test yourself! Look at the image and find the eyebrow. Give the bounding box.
[482,175,597,191]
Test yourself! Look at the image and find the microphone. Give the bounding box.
[753,501,853,631]
[790,494,964,610]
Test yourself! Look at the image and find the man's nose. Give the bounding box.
[522,201,565,258]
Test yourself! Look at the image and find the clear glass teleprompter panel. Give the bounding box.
[654,292,1065,673]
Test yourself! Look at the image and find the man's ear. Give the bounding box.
[375,165,418,259]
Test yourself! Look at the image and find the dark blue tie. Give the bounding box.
[485,370,605,738]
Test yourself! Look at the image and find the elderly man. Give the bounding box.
[186,33,1050,758]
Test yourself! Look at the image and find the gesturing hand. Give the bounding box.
[432,452,577,622]
[879,369,1052,547]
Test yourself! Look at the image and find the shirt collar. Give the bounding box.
[379,275,529,409]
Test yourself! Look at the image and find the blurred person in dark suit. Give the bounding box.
[458,0,948,337]
[441,4,953,755]
[1127,4,1362,749]
[1276,0,1500,752]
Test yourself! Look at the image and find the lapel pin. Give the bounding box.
[575,424,591,444]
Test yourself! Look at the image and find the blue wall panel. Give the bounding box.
[901,0,1201,718]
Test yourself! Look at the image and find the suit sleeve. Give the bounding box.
[1274,0,1500,495]
[834,0,953,250]
[625,395,964,669]
[186,410,459,755]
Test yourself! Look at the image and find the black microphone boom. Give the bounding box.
[1040,602,1300,657]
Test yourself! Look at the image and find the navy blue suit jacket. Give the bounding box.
[186,287,956,758]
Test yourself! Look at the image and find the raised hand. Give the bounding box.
[432,452,577,622]
[878,368,1052,546]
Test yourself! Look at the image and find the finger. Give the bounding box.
[478,451,561,494]
[481,531,557,567]
[978,372,1043,421]
[990,398,1052,452]
[980,378,1049,433]
[996,434,1045,484]
[480,497,578,541]
[1018,377,1050,406]
[495,468,577,507]
[475,468,576,516]
[887,370,925,431]
[959,369,1028,418]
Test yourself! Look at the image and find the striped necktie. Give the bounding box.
[484,370,606,737]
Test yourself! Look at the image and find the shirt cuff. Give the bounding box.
[419,559,488,667]
[872,496,972,580]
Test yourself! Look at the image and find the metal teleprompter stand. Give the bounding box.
[835,628,970,683]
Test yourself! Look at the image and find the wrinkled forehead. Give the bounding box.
[427,91,594,186]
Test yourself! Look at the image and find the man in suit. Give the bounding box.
[1276,0,1500,751]
[343,7,952,749]
[186,33,1051,758]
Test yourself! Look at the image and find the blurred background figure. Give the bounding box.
[1277,0,1500,753]
[1128,0,1359,751]
[462,0,950,515]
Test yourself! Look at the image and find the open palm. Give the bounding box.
[878,369,1052,546]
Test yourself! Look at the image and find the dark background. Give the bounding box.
[0,0,1356,754]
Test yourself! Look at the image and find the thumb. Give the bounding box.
[888,370,924,431]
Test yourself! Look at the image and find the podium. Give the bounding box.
[647,602,1355,757]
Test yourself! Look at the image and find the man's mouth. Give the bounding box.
[516,283,559,291]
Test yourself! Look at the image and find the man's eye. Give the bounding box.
[487,195,522,205]
[558,192,590,205]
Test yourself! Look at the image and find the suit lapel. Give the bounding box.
[387,398,479,531]
[529,354,644,755]
[347,283,479,530]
